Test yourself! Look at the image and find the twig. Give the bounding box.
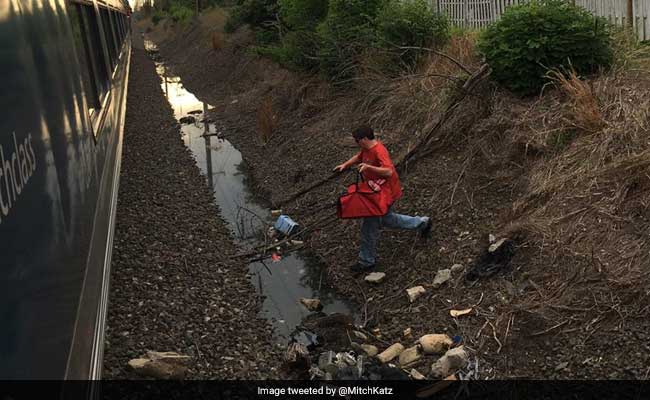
[531,319,570,337]
[487,319,502,354]
[391,45,474,75]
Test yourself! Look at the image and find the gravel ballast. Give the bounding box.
[103,44,281,379]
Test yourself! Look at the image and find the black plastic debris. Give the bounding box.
[465,238,516,281]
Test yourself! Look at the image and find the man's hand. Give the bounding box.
[333,163,347,172]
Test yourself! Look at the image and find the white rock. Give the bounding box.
[399,346,422,367]
[488,234,496,243]
[419,334,453,354]
[360,344,378,357]
[488,238,508,253]
[410,369,426,380]
[431,346,468,377]
[406,286,426,303]
[432,269,452,288]
[364,272,386,284]
[146,351,191,366]
[353,330,368,341]
[299,298,323,311]
[450,264,464,274]
[377,343,404,364]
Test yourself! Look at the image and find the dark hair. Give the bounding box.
[352,125,375,141]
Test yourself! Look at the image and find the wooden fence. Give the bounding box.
[432,0,650,41]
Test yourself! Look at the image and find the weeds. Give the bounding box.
[256,97,278,144]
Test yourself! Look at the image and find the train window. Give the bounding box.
[67,3,100,113]
[79,5,110,104]
[99,8,117,69]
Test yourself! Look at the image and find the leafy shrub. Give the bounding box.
[151,10,166,25]
[375,0,449,67]
[225,0,278,32]
[478,0,612,95]
[279,0,329,30]
[256,30,320,70]
[316,0,387,79]
[169,4,193,23]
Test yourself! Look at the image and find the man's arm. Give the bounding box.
[333,153,361,172]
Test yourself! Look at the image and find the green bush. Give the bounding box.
[375,0,449,67]
[316,0,387,79]
[279,0,329,30]
[478,0,612,95]
[169,4,193,23]
[151,10,166,25]
[225,0,279,32]
[257,30,320,69]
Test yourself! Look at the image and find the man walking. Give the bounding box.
[334,125,431,272]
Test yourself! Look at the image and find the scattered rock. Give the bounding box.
[299,298,323,311]
[450,308,473,318]
[488,238,508,253]
[488,234,496,243]
[365,272,386,284]
[377,343,405,364]
[419,334,453,354]
[410,369,426,380]
[127,354,189,380]
[406,286,426,303]
[318,351,339,374]
[353,330,368,341]
[450,264,464,274]
[432,269,452,288]
[431,346,468,378]
[146,351,191,366]
[399,346,422,367]
[360,344,379,357]
[403,327,412,338]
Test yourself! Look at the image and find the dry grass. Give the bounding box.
[547,68,605,133]
[256,97,278,145]
[354,31,483,146]
[211,31,224,50]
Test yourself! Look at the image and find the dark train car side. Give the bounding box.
[0,0,131,379]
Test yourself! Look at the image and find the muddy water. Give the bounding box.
[148,44,357,340]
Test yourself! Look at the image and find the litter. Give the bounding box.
[450,308,473,318]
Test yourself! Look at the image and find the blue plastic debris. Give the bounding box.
[274,215,299,236]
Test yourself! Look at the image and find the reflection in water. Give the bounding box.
[150,50,357,340]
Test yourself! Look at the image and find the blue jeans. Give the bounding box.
[358,207,427,266]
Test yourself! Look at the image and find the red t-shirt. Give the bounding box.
[358,141,402,204]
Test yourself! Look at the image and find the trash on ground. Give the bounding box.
[419,334,452,354]
[398,345,422,367]
[450,308,473,318]
[127,351,191,379]
[299,298,323,312]
[360,344,378,357]
[274,214,300,236]
[353,330,368,341]
[432,269,452,288]
[430,346,468,378]
[377,343,405,364]
[271,252,281,262]
[271,209,283,216]
[365,272,386,284]
[406,286,426,303]
[410,368,426,380]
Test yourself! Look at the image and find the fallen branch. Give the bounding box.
[274,172,341,207]
[396,63,491,172]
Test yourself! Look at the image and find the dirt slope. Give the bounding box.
[145,11,650,379]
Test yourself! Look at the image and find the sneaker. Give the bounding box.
[419,217,432,239]
[351,262,375,275]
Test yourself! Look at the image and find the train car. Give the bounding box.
[0,0,131,379]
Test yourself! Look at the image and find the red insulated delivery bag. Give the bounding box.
[337,173,392,219]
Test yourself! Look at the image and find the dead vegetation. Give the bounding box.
[256,97,279,145]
